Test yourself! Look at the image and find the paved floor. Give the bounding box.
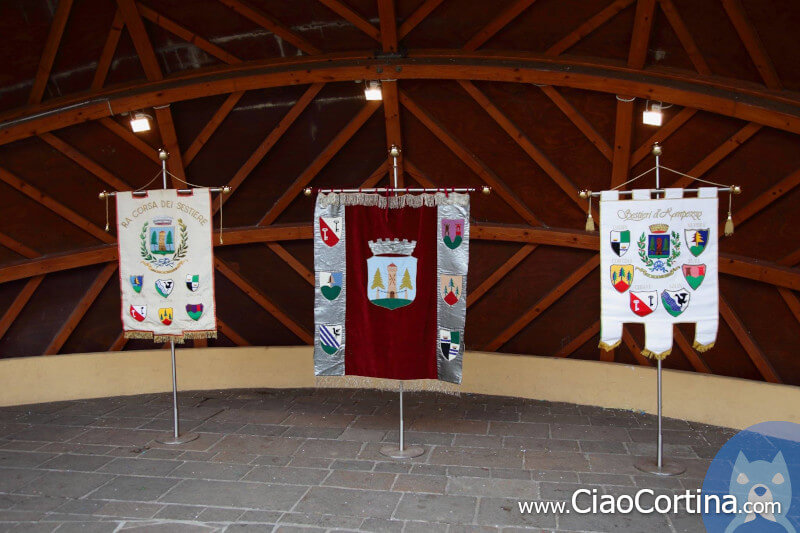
[0,388,735,532]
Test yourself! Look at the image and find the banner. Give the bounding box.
[599,187,718,358]
[116,189,217,342]
[314,193,470,383]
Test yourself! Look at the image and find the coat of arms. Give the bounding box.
[158,307,173,325]
[129,305,147,322]
[661,289,690,317]
[319,217,342,247]
[319,324,343,355]
[441,275,463,306]
[367,239,417,310]
[130,275,143,293]
[186,275,199,292]
[610,230,630,257]
[185,303,204,321]
[319,272,343,301]
[630,291,657,317]
[637,224,680,277]
[439,330,461,361]
[610,264,633,293]
[682,264,706,290]
[442,219,464,250]
[685,229,709,257]
[140,217,188,273]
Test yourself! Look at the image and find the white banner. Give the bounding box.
[599,187,718,358]
[116,189,217,342]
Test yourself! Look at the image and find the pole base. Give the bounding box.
[634,457,685,476]
[155,432,200,446]
[379,444,425,459]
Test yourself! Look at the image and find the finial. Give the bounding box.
[158,149,168,161]
[732,185,742,195]
[389,145,400,158]
[99,191,108,199]
[481,186,491,195]
[222,186,231,194]
[651,143,662,157]
[304,187,313,197]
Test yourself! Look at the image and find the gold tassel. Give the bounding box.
[724,193,734,236]
[585,196,595,231]
[598,340,621,351]
[104,192,110,232]
[641,348,671,360]
[693,340,715,353]
[218,192,224,245]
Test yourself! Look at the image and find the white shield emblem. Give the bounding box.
[129,305,147,322]
[630,291,658,317]
[661,289,690,317]
[319,217,342,247]
[439,330,461,361]
[155,279,174,298]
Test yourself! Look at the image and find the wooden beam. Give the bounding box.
[155,107,185,189]
[467,244,536,308]
[317,0,380,41]
[91,9,125,90]
[116,0,162,81]
[184,91,245,165]
[217,318,251,346]
[610,100,634,187]
[669,123,761,189]
[778,288,800,327]
[0,167,113,244]
[459,80,588,217]
[555,320,599,358]
[215,257,312,344]
[382,81,403,186]
[733,167,800,229]
[628,0,656,69]
[258,100,381,225]
[6,51,800,146]
[39,133,131,191]
[658,0,710,75]
[720,0,782,89]
[377,0,398,53]
[44,264,116,355]
[217,0,321,55]
[109,331,128,351]
[622,329,652,366]
[780,248,800,268]
[359,159,390,188]
[401,90,541,226]
[403,159,436,188]
[719,295,781,383]
[99,118,160,163]
[137,3,242,65]
[266,243,314,285]
[0,276,45,339]
[0,233,39,259]
[28,0,74,104]
[398,0,444,39]
[463,0,537,51]
[215,83,324,215]
[630,108,696,168]
[546,0,635,56]
[540,85,613,161]
[483,255,599,351]
[674,326,711,373]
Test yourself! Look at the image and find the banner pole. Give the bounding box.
[155,148,199,446]
[380,145,424,460]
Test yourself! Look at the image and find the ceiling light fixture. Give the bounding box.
[364,80,382,101]
[130,112,153,133]
[642,101,663,126]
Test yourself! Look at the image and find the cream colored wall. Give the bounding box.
[1,346,797,430]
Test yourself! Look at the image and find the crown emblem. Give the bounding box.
[368,239,417,256]
[649,223,668,234]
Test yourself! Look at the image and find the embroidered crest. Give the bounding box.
[319,272,343,301]
[661,289,690,317]
[129,305,147,322]
[319,217,342,247]
[442,219,464,250]
[130,275,143,293]
[319,324,343,355]
[610,230,630,257]
[158,307,173,325]
[610,265,634,293]
[367,239,417,310]
[155,279,174,298]
[685,229,709,257]
[630,291,658,317]
[637,225,681,278]
[185,303,204,321]
[441,275,463,306]
[139,217,188,273]
[682,264,706,290]
[185,274,199,292]
[439,330,461,361]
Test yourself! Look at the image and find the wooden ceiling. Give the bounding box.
[1,0,800,386]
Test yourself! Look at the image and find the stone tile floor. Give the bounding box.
[0,388,736,532]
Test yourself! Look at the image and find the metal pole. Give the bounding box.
[155,148,199,445]
[657,359,663,469]
[379,145,423,460]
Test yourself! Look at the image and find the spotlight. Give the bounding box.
[642,101,663,126]
[364,80,382,101]
[130,112,152,133]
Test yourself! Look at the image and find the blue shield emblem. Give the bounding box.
[647,234,670,259]
[319,325,343,355]
[366,239,417,310]
[319,272,343,301]
[149,218,176,255]
[130,275,143,293]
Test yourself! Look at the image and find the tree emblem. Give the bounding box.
[140,218,188,273]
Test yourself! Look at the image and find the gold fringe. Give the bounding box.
[123,330,218,343]
[598,340,621,351]
[314,376,461,395]
[641,348,671,360]
[693,340,715,353]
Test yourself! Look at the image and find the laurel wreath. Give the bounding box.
[139,219,188,265]
[637,230,680,269]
